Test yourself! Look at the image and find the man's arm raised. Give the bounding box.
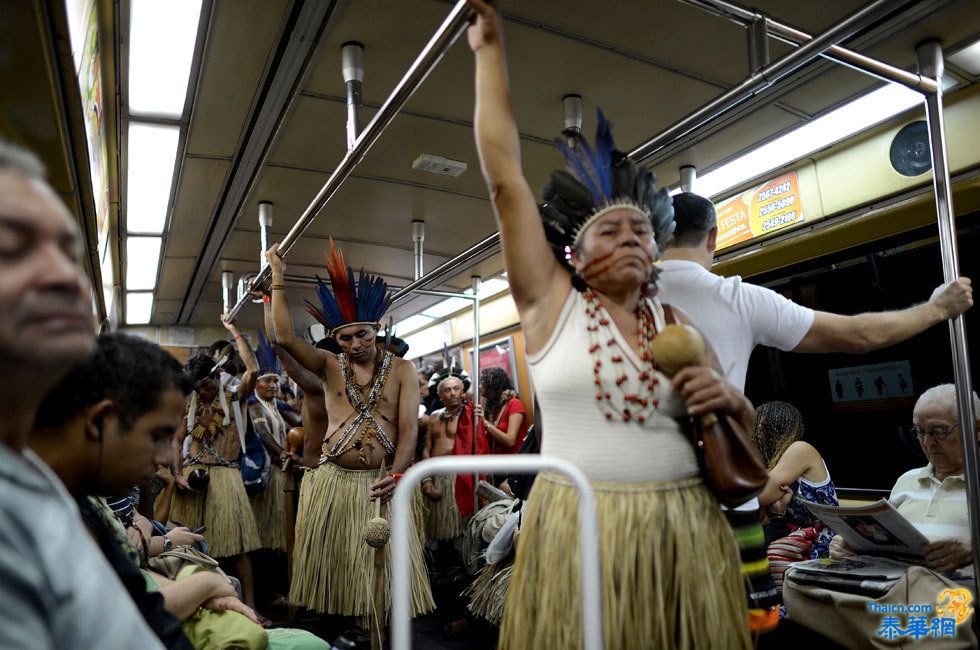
[261,292,324,397]
[468,0,569,352]
[794,277,973,353]
[265,243,328,377]
[223,315,257,398]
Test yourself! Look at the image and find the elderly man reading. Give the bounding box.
[783,384,977,649]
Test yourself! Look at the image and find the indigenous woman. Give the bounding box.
[475,367,527,456]
[467,1,753,647]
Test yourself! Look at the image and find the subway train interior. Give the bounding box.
[4,0,980,648]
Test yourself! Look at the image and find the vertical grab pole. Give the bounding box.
[471,275,481,515]
[412,220,425,281]
[258,202,273,272]
[917,41,980,616]
[221,271,235,313]
[391,455,604,649]
[342,41,365,149]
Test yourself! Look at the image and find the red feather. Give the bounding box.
[326,238,357,323]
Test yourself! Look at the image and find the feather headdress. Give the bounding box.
[255,330,283,380]
[304,238,392,337]
[539,108,675,263]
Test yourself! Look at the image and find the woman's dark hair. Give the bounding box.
[480,366,515,422]
[752,401,805,470]
[34,334,193,430]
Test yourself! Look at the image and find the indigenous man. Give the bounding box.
[422,373,488,541]
[248,330,301,553]
[266,240,434,620]
[171,317,262,611]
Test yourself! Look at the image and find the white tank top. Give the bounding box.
[528,290,699,483]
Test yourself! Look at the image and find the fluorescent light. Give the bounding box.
[948,39,980,76]
[422,297,471,319]
[395,314,435,334]
[697,83,922,200]
[127,123,180,233]
[126,292,154,324]
[404,322,453,358]
[126,236,162,290]
[464,277,510,299]
[128,0,203,117]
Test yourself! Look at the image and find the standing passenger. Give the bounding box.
[266,240,434,621]
[467,3,753,647]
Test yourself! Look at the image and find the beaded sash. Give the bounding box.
[320,351,396,466]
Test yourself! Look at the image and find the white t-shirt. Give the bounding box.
[657,259,815,392]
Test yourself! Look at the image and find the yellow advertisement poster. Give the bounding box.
[715,171,805,251]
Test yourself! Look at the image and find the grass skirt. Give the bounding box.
[250,465,288,552]
[289,462,435,618]
[170,464,262,559]
[425,474,464,541]
[465,559,514,625]
[499,473,751,650]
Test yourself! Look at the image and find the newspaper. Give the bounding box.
[804,499,929,558]
[785,556,914,595]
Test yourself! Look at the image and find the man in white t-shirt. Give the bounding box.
[659,193,974,393]
[657,192,973,629]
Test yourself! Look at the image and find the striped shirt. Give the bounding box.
[889,464,969,541]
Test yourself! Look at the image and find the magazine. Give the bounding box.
[804,499,929,557]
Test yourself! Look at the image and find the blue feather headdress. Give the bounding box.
[255,330,283,380]
[539,108,675,260]
[304,239,392,337]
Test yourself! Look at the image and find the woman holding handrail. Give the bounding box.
[466,1,753,647]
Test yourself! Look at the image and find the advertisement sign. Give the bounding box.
[715,171,805,251]
[476,337,517,387]
[828,361,913,403]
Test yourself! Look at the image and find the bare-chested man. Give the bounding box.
[265,241,434,620]
[421,376,471,540]
[171,316,262,610]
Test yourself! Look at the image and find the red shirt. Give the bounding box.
[453,401,489,518]
[488,397,528,454]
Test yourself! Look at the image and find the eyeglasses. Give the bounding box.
[911,423,960,441]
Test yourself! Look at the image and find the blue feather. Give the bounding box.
[555,137,602,204]
[594,108,614,199]
[255,330,282,376]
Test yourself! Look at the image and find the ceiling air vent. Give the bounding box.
[412,153,467,177]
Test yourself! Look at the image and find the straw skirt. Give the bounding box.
[499,473,751,650]
[249,464,288,552]
[465,560,514,626]
[289,462,434,618]
[424,474,465,541]
[170,464,262,559]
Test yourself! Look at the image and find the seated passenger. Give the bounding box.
[830,383,975,572]
[754,401,839,558]
[782,384,978,649]
[0,138,163,649]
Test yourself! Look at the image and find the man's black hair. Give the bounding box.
[34,333,193,430]
[315,337,342,354]
[184,353,216,386]
[670,192,718,248]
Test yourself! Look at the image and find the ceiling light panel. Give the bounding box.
[697,83,922,200]
[128,0,203,117]
[422,297,472,319]
[126,236,162,290]
[126,292,154,324]
[395,314,436,334]
[126,123,180,233]
[948,39,980,76]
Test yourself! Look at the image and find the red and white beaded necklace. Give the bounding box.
[584,288,662,423]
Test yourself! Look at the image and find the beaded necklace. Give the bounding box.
[584,288,662,423]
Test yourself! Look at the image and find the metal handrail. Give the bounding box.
[390,455,603,649]
[224,0,472,320]
[627,0,924,163]
[679,0,937,92]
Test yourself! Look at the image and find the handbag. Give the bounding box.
[689,411,769,508]
[146,545,225,581]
